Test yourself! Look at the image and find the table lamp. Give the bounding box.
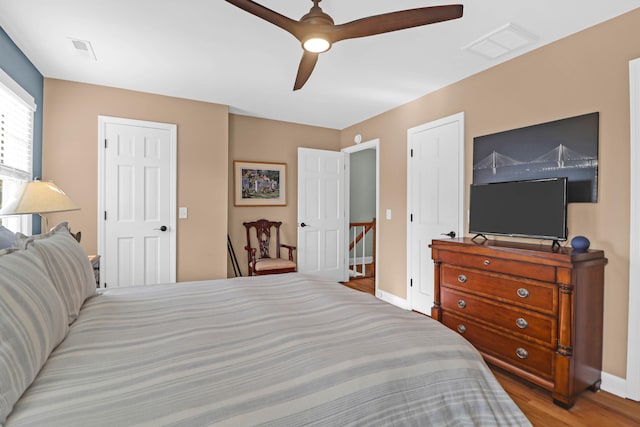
[0,179,80,232]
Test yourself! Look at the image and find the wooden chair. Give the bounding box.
[243,219,296,276]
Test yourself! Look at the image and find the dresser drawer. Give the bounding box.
[441,288,556,346]
[438,250,556,282]
[431,238,607,408]
[443,312,553,380]
[441,265,557,314]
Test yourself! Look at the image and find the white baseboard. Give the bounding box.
[376,289,410,310]
[601,372,627,399]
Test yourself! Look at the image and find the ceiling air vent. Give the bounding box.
[68,38,97,61]
[463,23,537,60]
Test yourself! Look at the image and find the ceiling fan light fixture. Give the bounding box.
[303,37,331,53]
[224,0,464,89]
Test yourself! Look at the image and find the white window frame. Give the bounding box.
[0,67,36,234]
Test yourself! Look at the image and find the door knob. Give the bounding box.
[154,225,168,232]
[300,223,309,228]
[441,231,456,238]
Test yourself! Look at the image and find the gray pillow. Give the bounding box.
[0,225,16,250]
[16,222,96,325]
[0,248,68,424]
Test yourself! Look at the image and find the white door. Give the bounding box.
[98,116,177,288]
[407,112,464,315]
[297,148,348,282]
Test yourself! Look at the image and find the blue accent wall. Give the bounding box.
[0,25,44,232]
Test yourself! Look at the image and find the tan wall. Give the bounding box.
[228,114,340,277]
[340,9,640,378]
[42,79,229,282]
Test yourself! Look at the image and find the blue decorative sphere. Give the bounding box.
[571,236,590,251]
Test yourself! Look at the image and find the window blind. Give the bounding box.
[0,68,36,233]
[0,79,34,181]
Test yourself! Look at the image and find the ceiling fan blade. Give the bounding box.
[330,5,463,43]
[225,0,304,40]
[294,52,319,91]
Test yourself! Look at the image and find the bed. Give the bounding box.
[1,223,531,426]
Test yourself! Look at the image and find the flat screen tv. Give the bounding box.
[469,177,568,244]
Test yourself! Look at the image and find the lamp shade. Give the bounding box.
[0,180,80,215]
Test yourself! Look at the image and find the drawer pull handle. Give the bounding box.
[483,259,491,266]
[457,274,467,283]
[516,317,529,329]
[517,288,530,298]
[457,324,467,334]
[457,299,467,309]
[516,347,529,359]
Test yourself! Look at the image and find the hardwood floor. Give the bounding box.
[339,278,640,426]
[341,276,375,294]
[341,264,376,295]
[493,367,640,426]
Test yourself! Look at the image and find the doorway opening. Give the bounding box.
[342,139,379,296]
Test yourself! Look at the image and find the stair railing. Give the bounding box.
[348,218,376,278]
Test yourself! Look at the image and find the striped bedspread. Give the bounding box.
[6,273,531,426]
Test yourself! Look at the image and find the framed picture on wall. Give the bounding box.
[472,112,599,203]
[234,161,287,206]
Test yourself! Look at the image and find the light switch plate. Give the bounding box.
[386,209,392,220]
[179,207,188,219]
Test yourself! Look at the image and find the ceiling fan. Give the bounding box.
[225,0,464,90]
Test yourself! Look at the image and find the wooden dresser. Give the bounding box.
[430,238,607,408]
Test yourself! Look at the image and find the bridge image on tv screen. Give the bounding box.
[472,112,599,203]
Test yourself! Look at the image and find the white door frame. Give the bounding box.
[97,116,177,287]
[342,139,380,296]
[406,112,465,310]
[627,57,640,401]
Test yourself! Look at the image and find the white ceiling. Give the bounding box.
[1,0,639,129]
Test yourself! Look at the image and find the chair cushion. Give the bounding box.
[15,222,96,325]
[0,248,68,424]
[254,258,296,272]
